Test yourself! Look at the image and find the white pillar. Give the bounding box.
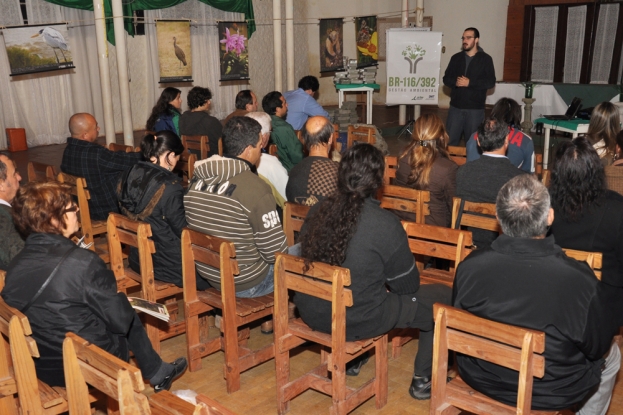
[413,0,424,122]
[111,0,134,146]
[93,0,115,145]
[273,0,283,91]
[285,0,295,91]
[399,0,409,125]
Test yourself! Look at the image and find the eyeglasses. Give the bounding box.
[461,36,474,40]
[63,204,79,214]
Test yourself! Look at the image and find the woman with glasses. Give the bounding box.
[1,181,187,389]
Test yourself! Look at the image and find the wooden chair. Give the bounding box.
[107,213,184,353]
[108,142,139,153]
[378,185,430,224]
[268,144,278,157]
[0,294,69,415]
[26,161,57,182]
[430,304,557,415]
[347,125,375,149]
[562,248,603,280]
[174,152,197,188]
[218,137,223,156]
[534,154,550,186]
[389,222,473,359]
[283,202,310,247]
[182,135,209,160]
[451,197,502,234]
[181,228,274,393]
[332,123,342,153]
[274,253,388,415]
[57,172,110,262]
[384,155,398,185]
[448,146,467,166]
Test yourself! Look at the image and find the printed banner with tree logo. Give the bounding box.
[218,22,249,81]
[355,16,378,68]
[386,29,441,105]
[156,20,192,83]
[320,18,343,73]
[3,23,74,76]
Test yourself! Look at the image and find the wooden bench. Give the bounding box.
[430,304,559,415]
[347,125,375,149]
[274,253,388,415]
[181,228,274,393]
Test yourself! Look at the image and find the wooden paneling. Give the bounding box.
[503,5,526,81]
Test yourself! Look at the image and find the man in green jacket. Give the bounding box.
[262,91,304,172]
[0,153,24,270]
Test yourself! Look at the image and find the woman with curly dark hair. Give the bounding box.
[294,144,451,400]
[549,136,623,288]
[146,87,182,134]
[395,113,457,226]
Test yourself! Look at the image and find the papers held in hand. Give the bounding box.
[128,297,170,322]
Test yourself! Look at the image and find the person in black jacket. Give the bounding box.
[442,27,495,146]
[294,144,451,400]
[179,86,223,157]
[118,131,210,289]
[1,181,187,389]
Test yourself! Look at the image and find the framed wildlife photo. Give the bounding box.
[218,21,249,81]
[320,18,343,73]
[156,20,192,83]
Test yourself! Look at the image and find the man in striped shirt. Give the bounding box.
[185,116,287,298]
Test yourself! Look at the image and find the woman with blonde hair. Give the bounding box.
[587,101,620,165]
[395,113,458,227]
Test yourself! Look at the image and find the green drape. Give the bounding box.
[43,0,255,45]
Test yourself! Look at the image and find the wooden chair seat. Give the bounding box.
[38,380,65,409]
[150,390,237,415]
[195,290,274,318]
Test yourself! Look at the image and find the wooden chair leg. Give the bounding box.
[164,298,179,323]
[320,347,330,378]
[222,319,241,393]
[275,347,290,415]
[375,336,388,409]
[185,304,203,372]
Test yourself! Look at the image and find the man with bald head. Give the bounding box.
[286,116,337,206]
[61,113,141,220]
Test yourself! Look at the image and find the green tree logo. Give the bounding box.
[402,44,425,74]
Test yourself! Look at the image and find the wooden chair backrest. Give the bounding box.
[347,125,375,149]
[534,153,543,176]
[448,146,467,166]
[384,156,398,185]
[107,213,156,295]
[563,249,603,280]
[108,143,138,153]
[27,162,57,183]
[268,144,278,157]
[218,138,223,156]
[175,152,197,188]
[378,185,430,224]
[402,221,473,273]
[431,304,546,415]
[332,123,341,153]
[451,197,501,233]
[57,172,98,249]
[283,202,310,247]
[182,135,209,160]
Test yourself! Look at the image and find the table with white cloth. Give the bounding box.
[533,117,590,169]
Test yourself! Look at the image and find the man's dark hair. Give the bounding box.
[465,27,480,38]
[222,116,261,156]
[301,118,333,151]
[491,98,522,127]
[262,91,284,116]
[235,90,254,110]
[187,86,212,110]
[298,76,320,92]
[477,117,508,152]
[0,152,10,181]
[496,175,550,238]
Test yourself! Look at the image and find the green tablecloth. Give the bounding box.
[552,84,619,107]
[335,83,380,90]
[534,118,590,131]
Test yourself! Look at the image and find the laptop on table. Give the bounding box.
[544,97,582,121]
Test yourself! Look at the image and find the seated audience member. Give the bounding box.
[295,144,451,399]
[586,101,620,166]
[456,117,524,248]
[146,87,183,135]
[262,91,304,172]
[466,97,534,172]
[222,89,258,126]
[549,137,623,289]
[395,113,458,226]
[245,111,288,208]
[118,131,209,289]
[0,153,24,269]
[1,181,187,389]
[454,174,621,413]
[61,113,141,221]
[604,130,623,196]
[283,75,329,130]
[185,116,288,298]
[286,115,338,206]
[179,86,223,157]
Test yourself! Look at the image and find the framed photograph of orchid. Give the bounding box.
[218,22,249,81]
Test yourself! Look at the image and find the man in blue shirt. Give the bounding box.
[283,76,329,130]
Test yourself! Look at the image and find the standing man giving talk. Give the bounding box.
[443,27,495,146]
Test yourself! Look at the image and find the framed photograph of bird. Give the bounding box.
[2,23,75,76]
[319,18,344,73]
[155,20,193,83]
[218,22,249,81]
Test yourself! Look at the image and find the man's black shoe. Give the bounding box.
[152,357,188,393]
[409,375,431,400]
[345,353,369,376]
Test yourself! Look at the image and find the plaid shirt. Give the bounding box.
[61,138,141,221]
